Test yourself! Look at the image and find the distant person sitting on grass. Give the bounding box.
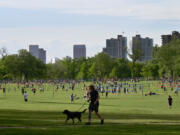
[86,84,104,125]
[168,95,173,109]
[24,91,28,102]
[145,91,158,96]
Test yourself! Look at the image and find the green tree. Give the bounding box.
[157,39,180,79]
[46,60,67,79]
[130,62,144,78]
[152,44,160,58]
[2,54,20,79]
[116,59,131,78]
[18,50,45,80]
[0,59,6,79]
[129,40,144,78]
[76,62,88,80]
[89,62,97,78]
[142,59,159,79]
[93,52,113,79]
[109,66,118,79]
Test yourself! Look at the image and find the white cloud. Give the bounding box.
[0,0,179,20]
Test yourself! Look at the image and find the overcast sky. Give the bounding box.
[0,0,180,62]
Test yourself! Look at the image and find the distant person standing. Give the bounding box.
[70,93,74,103]
[168,95,173,109]
[3,87,6,95]
[24,91,28,102]
[105,90,108,97]
[21,87,25,95]
[32,88,36,95]
[62,84,65,91]
[14,87,16,92]
[72,84,75,91]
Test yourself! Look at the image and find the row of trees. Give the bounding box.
[46,53,132,80]
[0,50,46,80]
[0,39,179,80]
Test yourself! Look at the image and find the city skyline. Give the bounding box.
[132,35,153,62]
[0,0,180,62]
[28,45,46,63]
[103,35,127,59]
[0,32,178,62]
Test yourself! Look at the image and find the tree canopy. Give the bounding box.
[0,40,180,81]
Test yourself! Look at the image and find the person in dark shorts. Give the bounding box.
[105,90,108,98]
[168,95,173,109]
[86,85,104,125]
[21,87,25,95]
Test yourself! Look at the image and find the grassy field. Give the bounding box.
[0,81,180,135]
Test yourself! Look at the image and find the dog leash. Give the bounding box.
[77,101,87,111]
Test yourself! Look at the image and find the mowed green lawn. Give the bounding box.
[0,81,180,135]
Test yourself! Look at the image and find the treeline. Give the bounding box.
[0,39,180,80]
[0,50,46,80]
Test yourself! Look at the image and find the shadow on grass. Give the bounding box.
[1,124,180,135]
[1,109,180,127]
[31,101,84,105]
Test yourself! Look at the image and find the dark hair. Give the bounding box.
[89,85,95,91]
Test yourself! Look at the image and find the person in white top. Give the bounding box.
[24,91,28,102]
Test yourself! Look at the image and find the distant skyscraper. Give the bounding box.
[132,35,153,62]
[103,35,127,59]
[73,45,86,59]
[161,31,180,45]
[28,45,39,58]
[38,48,46,64]
[28,45,46,64]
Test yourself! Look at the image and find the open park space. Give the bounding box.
[1,0,180,134]
[0,81,180,135]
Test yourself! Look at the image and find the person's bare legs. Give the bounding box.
[88,110,92,123]
[86,110,104,125]
[95,112,103,120]
[95,112,104,124]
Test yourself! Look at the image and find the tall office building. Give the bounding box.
[38,48,46,64]
[161,31,180,45]
[73,45,86,59]
[28,45,39,58]
[103,35,127,59]
[28,45,46,64]
[132,35,153,62]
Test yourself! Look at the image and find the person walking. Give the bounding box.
[86,84,104,125]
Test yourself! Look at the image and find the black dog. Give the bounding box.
[63,109,87,124]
